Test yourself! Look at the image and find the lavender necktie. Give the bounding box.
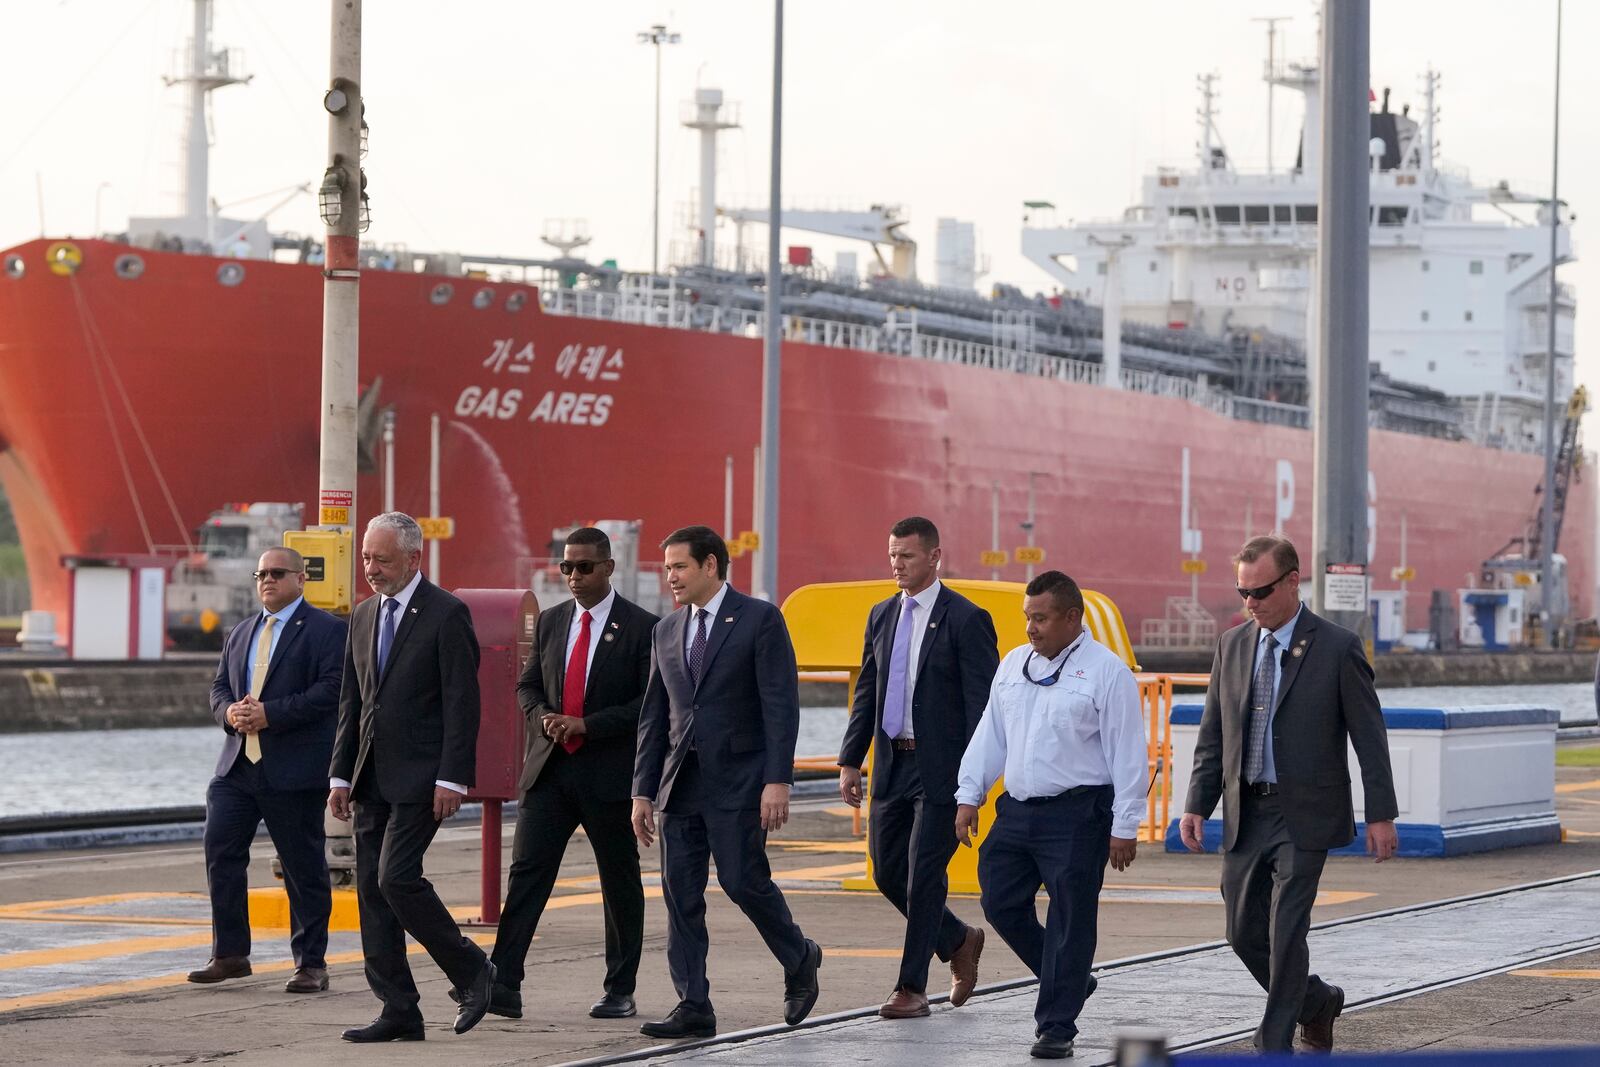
[880,598,918,738]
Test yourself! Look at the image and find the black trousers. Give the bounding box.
[352,772,486,1022]
[1222,791,1338,1052]
[202,756,331,968]
[658,753,808,1013]
[978,787,1112,1042]
[490,747,644,995]
[868,750,968,992]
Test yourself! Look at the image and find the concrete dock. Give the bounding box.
[1,758,1598,1065]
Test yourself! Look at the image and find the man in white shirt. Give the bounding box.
[955,571,1148,1060]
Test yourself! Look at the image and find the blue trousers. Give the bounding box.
[978,787,1112,1041]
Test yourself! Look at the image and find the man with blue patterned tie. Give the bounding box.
[631,526,820,1039]
[328,512,495,1042]
[1181,536,1398,1054]
[838,517,998,1019]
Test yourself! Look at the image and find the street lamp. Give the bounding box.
[637,23,681,275]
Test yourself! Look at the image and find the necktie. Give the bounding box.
[1244,632,1278,782]
[880,597,918,739]
[561,610,593,754]
[376,598,400,681]
[244,616,275,763]
[688,608,709,687]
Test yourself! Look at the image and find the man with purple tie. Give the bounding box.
[631,526,821,1039]
[839,516,998,1018]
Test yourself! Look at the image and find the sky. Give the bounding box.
[2,0,1594,407]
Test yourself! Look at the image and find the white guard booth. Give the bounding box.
[63,555,169,660]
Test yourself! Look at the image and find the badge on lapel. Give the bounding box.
[724,616,734,624]
[928,622,938,629]
[1291,638,1307,659]
[603,633,615,643]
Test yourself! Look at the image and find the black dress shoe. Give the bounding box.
[341,1017,425,1043]
[590,992,636,1018]
[454,959,497,1035]
[449,982,524,1020]
[783,939,822,1026]
[187,956,251,984]
[1030,1034,1074,1059]
[639,1004,716,1039]
[284,966,328,994]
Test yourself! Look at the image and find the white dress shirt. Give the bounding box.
[890,579,942,740]
[331,570,468,796]
[1249,605,1303,784]
[683,582,730,662]
[566,587,616,683]
[955,630,1149,840]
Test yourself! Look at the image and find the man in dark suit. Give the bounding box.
[1181,535,1398,1054]
[480,526,656,1021]
[328,511,496,1042]
[631,525,821,1039]
[189,546,344,994]
[838,516,998,1018]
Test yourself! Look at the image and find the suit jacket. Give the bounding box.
[330,577,481,802]
[838,584,998,802]
[515,593,658,798]
[209,599,346,792]
[1184,608,1399,852]
[633,585,800,812]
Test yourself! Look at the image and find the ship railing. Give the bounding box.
[1227,395,1310,429]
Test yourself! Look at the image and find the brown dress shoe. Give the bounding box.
[879,987,930,1019]
[284,966,328,993]
[949,926,985,1007]
[187,956,251,984]
[1299,984,1344,1052]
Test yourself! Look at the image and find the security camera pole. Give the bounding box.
[317,0,362,567]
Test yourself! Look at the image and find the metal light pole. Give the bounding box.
[637,23,680,276]
[1251,16,1288,174]
[1538,0,1564,642]
[756,0,783,601]
[316,0,362,581]
[1310,0,1371,636]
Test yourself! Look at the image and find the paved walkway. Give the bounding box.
[633,872,1600,1066]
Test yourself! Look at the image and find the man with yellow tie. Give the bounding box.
[189,547,346,993]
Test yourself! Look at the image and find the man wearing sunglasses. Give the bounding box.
[478,527,658,1022]
[954,571,1147,1060]
[191,547,345,995]
[1180,536,1397,1055]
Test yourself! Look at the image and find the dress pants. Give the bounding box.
[1222,791,1338,1052]
[490,746,644,995]
[658,752,808,1013]
[868,749,968,992]
[978,787,1112,1042]
[352,771,487,1021]
[202,755,331,968]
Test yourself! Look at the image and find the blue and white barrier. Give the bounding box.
[1163,703,1562,857]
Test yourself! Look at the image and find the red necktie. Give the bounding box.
[562,610,592,754]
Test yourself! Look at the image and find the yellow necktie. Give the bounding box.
[244,617,275,763]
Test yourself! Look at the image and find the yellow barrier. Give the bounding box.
[781,579,1139,893]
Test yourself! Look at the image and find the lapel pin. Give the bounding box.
[1291,645,1304,658]
[929,622,938,629]
[610,621,620,629]
[410,607,419,614]
[724,616,733,624]
[603,632,615,642]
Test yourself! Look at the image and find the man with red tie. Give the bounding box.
[482,527,658,1020]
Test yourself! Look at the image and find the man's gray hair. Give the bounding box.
[367,512,424,556]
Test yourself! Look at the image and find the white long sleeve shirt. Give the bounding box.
[955,631,1149,840]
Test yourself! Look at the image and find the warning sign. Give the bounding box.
[1324,563,1369,612]
[320,489,353,507]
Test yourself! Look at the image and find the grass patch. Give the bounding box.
[1556,746,1600,768]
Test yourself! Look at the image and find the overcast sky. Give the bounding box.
[2,1,1593,399]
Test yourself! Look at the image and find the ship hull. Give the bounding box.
[1,239,1590,639]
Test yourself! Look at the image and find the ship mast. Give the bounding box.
[164,0,250,241]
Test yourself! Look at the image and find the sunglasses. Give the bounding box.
[252,568,300,581]
[558,559,607,576]
[1236,570,1293,601]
